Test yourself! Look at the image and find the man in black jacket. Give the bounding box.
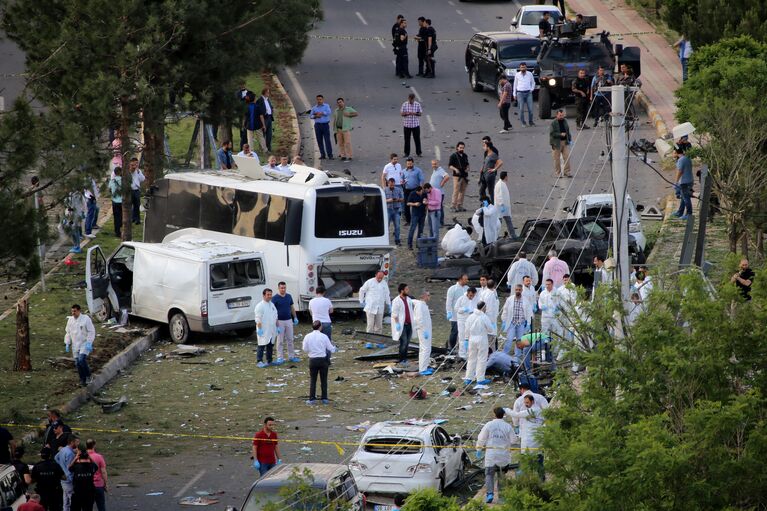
[254,87,274,153]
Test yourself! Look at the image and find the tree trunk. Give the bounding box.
[741,229,750,258]
[14,298,31,371]
[757,230,764,259]
[142,96,165,186]
[120,98,133,241]
[728,218,739,253]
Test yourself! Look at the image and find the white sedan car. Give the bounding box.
[349,422,470,501]
[510,5,563,37]
[564,193,647,251]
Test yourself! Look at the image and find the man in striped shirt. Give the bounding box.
[401,93,423,157]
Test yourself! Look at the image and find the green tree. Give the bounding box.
[676,36,767,254]
[663,0,767,47]
[497,272,767,510]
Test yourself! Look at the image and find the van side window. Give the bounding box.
[210,259,265,290]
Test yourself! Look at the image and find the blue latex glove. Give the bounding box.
[423,331,430,340]
[500,205,507,214]
[253,459,261,470]
[396,323,402,332]
[514,426,520,435]
[84,342,93,354]
[463,339,469,351]
[277,327,284,334]
[277,459,282,465]
[257,328,264,336]
[65,344,70,353]
[540,306,547,312]
[360,301,366,308]
[482,200,489,208]
[293,317,299,325]
[463,307,470,313]
[446,311,453,321]
[475,450,483,460]
[501,321,507,331]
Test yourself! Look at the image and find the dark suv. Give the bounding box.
[536,17,641,118]
[465,32,540,98]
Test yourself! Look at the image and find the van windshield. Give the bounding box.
[314,188,385,239]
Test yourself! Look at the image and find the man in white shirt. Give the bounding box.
[309,286,334,344]
[254,288,279,368]
[382,153,404,188]
[538,278,559,343]
[391,283,416,365]
[128,157,145,225]
[413,291,433,375]
[445,274,468,351]
[507,251,538,291]
[302,320,337,405]
[556,274,578,342]
[64,304,96,386]
[513,62,536,127]
[454,286,479,360]
[359,271,391,334]
[493,171,515,238]
[276,156,293,176]
[429,160,450,226]
[262,155,281,173]
[237,143,259,162]
[593,255,611,289]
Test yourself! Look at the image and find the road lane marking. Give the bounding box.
[472,27,479,32]
[377,39,386,49]
[426,114,436,132]
[409,86,423,102]
[448,0,455,5]
[434,145,441,160]
[456,9,463,15]
[284,67,311,110]
[463,18,472,24]
[355,11,368,25]
[174,470,206,498]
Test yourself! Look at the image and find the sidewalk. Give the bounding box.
[567,0,681,135]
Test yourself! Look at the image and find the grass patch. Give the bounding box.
[165,71,297,167]
[0,218,145,425]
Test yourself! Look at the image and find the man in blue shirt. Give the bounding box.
[402,157,425,225]
[385,178,405,246]
[55,433,79,511]
[406,186,427,249]
[272,281,300,364]
[310,95,333,160]
[217,140,236,170]
[672,147,694,220]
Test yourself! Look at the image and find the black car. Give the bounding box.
[536,17,641,118]
[476,217,643,285]
[465,32,540,98]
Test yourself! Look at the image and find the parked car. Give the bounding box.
[465,32,540,98]
[349,422,470,502]
[0,464,26,510]
[227,463,364,511]
[509,5,562,37]
[564,193,647,251]
[477,217,645,285]
[86,230,268,342]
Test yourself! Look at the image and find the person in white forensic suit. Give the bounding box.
[454,286,479,360]
[64,304,96,386]
[254,288,279,368]
[412,291,434,376]
[507,394,545,452]
[358,270,391,334]
[390,283,416,365]
[476,407,518,504]
[441,223,476,258]
[464,302,495,385]
[506,251,538,291]
[471,198,501,245]
[493,171,516,238]
[478,279,499,349]
[538,279,560,361]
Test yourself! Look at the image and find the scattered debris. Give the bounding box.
[91,395,128,414]
[179,496,219,506]
[171,345,207,357]
[146,492,164,496]
[334,376,345,382]
[456,405,473,411]
[346,421,372,432]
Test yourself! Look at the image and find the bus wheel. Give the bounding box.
[169,312,190,344]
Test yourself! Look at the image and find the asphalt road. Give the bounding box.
[280,0,670,224]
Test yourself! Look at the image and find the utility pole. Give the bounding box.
[608,84,630,302]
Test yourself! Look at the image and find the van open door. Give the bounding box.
[86,245,116,322]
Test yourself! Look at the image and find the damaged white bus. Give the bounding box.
[143,161,392,311]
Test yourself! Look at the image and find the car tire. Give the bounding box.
[169,312,190,344]
[469,68,483,92]
[539,87,552,119]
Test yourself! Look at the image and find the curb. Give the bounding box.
[637,91,670,139]
[270,73,300,160]
[21,326,160,443]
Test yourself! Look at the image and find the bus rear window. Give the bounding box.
[314,190,384,239]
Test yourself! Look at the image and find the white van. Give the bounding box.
[85,232,267,343]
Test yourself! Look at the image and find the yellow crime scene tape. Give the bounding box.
[1,423,539,454]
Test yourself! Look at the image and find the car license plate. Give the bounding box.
[374,506,391,511]
[227,299,251,309]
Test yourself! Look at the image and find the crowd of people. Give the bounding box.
[1,410,109,511]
